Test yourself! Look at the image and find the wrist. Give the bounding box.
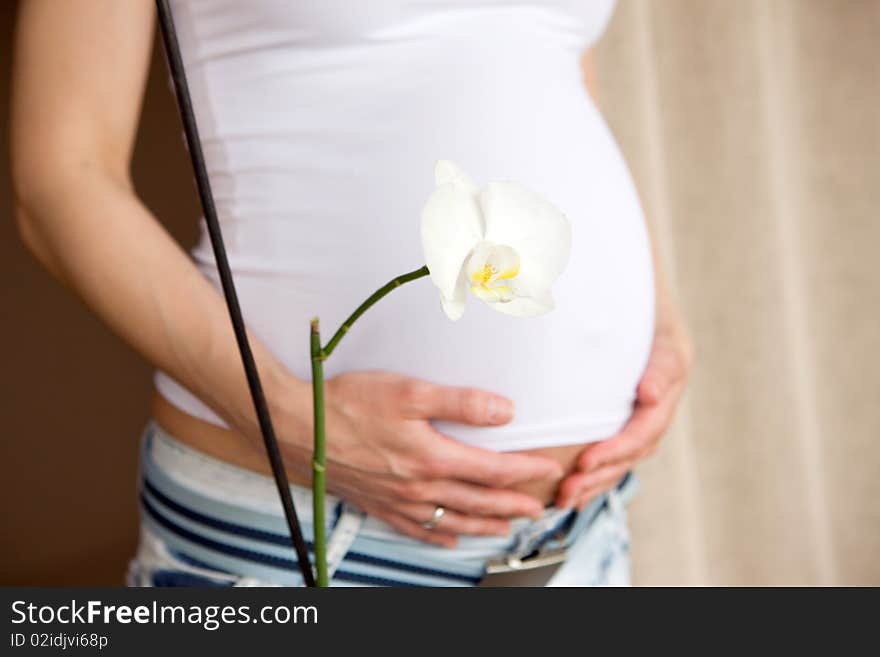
[654,284,692,357]
[656,297,684,335]
[264,367,313,451]
[653,275,682,328]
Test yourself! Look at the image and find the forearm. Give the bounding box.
[13,166,311,442]
[642,216,688,339]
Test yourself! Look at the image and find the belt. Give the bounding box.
[478,472,633,587]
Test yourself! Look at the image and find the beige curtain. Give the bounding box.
[593,0,880,585]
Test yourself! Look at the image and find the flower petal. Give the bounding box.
[439,269,468,321]
[490,289,555,317]
[435,160,479,196]
[421,183,484,299]
[479,182,571,293]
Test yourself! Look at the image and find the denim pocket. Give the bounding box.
[128,524,264,587]
[547,489,632,587]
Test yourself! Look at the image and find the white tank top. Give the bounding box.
[157,0,655,451]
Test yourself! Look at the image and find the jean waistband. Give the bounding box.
[138,421,636,585]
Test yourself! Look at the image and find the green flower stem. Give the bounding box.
[310,264,430,586]
[322,265,430,358]
[309,318,327,586]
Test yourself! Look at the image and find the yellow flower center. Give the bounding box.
[468,249,520,303]
[473,263,494,286]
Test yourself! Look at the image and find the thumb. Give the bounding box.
[405,381,515,426]
[637,372,666,405]
[637,348,674,405]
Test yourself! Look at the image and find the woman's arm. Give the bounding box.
[12,0,294,438]
[582,49,599,102]
[11,0,561,545]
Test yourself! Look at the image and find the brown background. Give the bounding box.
[2,0,878,586]
[1,1,198,584]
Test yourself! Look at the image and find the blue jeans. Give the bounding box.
[128,421,637,587]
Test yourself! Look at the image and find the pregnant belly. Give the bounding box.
[155,204,655,507]
[161,72,655,472]
[166,154,655,457]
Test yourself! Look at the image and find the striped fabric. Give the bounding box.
[129,422,635,587]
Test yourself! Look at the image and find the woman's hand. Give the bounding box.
[277,371,564,548]
[555,306,693,510]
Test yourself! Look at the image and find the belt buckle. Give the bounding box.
[478,545,568,587]
[485,545,568,574]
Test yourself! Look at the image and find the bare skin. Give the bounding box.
[11,0,691,548]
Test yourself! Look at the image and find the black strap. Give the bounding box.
[153,0,315,587]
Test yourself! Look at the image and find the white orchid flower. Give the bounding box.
[420,160,572,321]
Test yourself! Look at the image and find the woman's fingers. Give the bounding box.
[420,429,564,489]
[555,460,631,509]
[573,462,633,510]
[393,377,563,487]
[418,479,545,519]
[555,470,592,509]
[400,379,516,426]
[576,384,680,472]
[312,372,565,546]
[554,407,663,508]
[331,472,545,522]
[357,501,458,548]
[391,502,511,537]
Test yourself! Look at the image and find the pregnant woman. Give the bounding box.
[11,0,692,586]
